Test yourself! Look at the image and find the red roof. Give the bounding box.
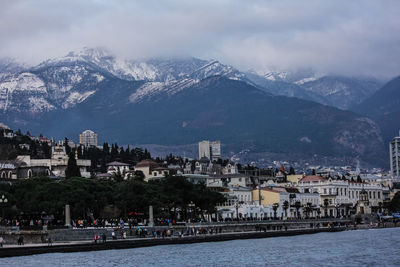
[299,175,327,183]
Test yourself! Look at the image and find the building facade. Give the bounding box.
[297,175,386,216]
[79,130,98,147]
[390,131,400,177]
[198,140,221,161]
[134,159,170,182]
[17,146,91,178]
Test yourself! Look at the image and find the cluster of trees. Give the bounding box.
[0,175,225,223]
[0,129,51,160]
[389,192,400,212]
[68,141,153,174]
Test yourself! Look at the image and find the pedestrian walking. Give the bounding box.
[102,233,107,243]
[0,236,4,248]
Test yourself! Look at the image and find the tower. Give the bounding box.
[389,130,400,177]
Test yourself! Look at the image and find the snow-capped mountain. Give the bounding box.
[246,68,384,110]
[0,48,388,167]
[298,76,383,110]
[0,58,27,80]
[0,48,248,111]
[0,55,108,113]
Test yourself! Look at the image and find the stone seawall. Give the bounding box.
[1,219,352,244]
[0,227,345,258]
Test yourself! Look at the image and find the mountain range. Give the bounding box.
[353,76,400,143]
[0,47,396,167]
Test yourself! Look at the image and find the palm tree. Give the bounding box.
[282,200,289,218]
[304,202,313,218]
[272,203,279,220]
[294,201,302,219]
[317,208,321,218]
[323,199,329,218]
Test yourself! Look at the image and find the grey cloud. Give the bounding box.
[0,0,399,79]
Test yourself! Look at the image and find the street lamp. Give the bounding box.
[0,194,8,222]
[335,204,340,218]
[188,201,195,222]
[235,201,243,221]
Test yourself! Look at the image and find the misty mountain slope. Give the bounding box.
[0,48,388,166]
[247,71,383,110]
[354,76,400,141]
[245,71,317,100]
[10,75,384,165]
[299,76,383,110]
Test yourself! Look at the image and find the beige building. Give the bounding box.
[79,130,98,147]
[286,174,303,184]
[134,159,170,182]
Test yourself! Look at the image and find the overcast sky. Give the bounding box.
[1,0,399,78]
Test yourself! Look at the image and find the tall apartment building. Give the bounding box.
[390,131,400,177]
[198,140,221,161]
[79,130,98,147]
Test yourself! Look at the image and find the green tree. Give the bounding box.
[272,203,279,219]
[282,200,289,218]
[294,201,302,219]
[389,192,400,212]
[65,152,81,178]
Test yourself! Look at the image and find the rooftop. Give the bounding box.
[299,175,328,183]
[106,161,130,166]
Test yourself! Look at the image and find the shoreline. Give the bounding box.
[0,226,374,258]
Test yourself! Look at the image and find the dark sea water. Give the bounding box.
[1,228,400,266]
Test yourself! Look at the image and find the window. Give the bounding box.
[373,192,376,199]
[378,192,381,199]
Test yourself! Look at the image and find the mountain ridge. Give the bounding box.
[0,48,388,167]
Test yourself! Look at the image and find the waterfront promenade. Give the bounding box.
[1,218,398,258]
[0,226,344,258]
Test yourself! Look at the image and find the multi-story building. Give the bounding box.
[297,175,387,216]
[79,130,98,147]
[390,131,400,177]
[15,146,91,178]
[134,159,170,182]
[198,140,221,161]
[252,187,320,218]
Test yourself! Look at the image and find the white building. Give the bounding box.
[390,130,400,177]
[79,130,98,147]
[106,161,131,175]
[17,146,91,178]
[198,140,221,161]
[297,175,387,216]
